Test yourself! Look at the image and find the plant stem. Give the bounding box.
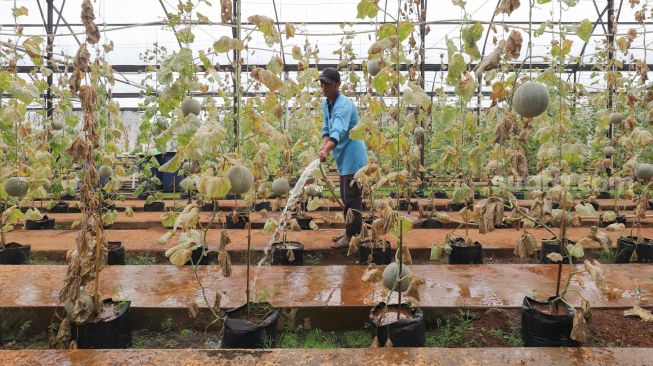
[246,211,251,321]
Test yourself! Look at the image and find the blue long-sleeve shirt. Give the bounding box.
[321,93,368,175]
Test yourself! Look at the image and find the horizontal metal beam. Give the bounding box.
[14,62,651,74]
[3,20,652,28]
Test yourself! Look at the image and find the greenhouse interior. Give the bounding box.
[1,0,653,364]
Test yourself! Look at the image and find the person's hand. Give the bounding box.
[318,149,328,162]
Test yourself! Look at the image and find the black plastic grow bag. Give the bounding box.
[201,202,218,212]
[449,237,483,264]
[71,299,132,349]
[398,200,418,211]
[49,201,70,213]
[25,215,55,230]
[369,302,425,347]
[420,218,444,228]
[292,215,313,230]
[615,236,637,263]
[635,238,653,263]
[358,239,393,265]
[253,201,271,212]
[143,201,165,212]
[433,191,448,199]
[512,191,525,200]
[187,244,209,265]
[521,296,578,347]
[107,241,125,265]
[0,242,31,264]
[447,202,466,212]
[599,214,627,228]
[540,238,578,264]
[271,241,304,265]
[222,303,279,348]
[226,213,249,229]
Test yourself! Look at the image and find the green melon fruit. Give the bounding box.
[635,163,653,182]
[271,178,290,196]
[609,112,623,125]
[603,146,615,157]
[51,119,64,130]
[512,81,549,118]
[227,165,254,195]
[368,58,383,77]
[181,98,201,117]
[4,177,29,197]
[382,262,412,292]
[151,126,161,136]
[98,166,113,179]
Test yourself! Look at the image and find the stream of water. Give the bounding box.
[251,158,322,288]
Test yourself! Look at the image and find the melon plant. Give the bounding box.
[512,81,549,118]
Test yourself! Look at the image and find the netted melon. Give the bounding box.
[635,163,653,182]
[181,98,201,117]
[603,146,615,157]
[512,81,549,118]
[227,165,254,195]
[271,178,290,196]
[609,112,623,125]
[51,119,64,130]
[180,177,197,192]
[382,262,411,292]
[98,166,113,179]
[4,177,28,197]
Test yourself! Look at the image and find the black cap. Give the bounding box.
[319,67,340,84]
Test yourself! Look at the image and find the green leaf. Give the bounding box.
[378,24,396,40]
[161,212,179,228]
[306,197,321,211]
[398,22,413,41]
[575,19,593,42]
[356,0,379,19]
[461,22,483,60]
[390,215,413,239]
[446,53,466,84]
[262,218,278,235]
[159,153,184,173]
[3,206,23,225]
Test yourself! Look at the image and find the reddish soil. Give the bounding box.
[463,308,653,347]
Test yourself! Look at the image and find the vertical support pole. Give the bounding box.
[45,0,54,119]
[606,0,615,140]
[418,0,427,180]
[232,0,240,151]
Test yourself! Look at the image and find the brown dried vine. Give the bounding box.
[54,1,105,348]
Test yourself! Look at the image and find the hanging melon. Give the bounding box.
[609,112,623,125]
[180,177,198,192]
[382,262,412,292]
[512,81,549,118]
[51,119,64,130]
[635,163,653,182]
[181,98,201,117]
[271,178,290,196]
[98,166,113,179]
[182,161,199,174]
[227,165,254,195]
[4,177,29,197]
[603,146,615,157]
[367,58,384,77]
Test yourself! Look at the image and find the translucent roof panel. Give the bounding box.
[1,0,652,110]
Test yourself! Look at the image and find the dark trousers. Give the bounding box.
[340,174,362,237]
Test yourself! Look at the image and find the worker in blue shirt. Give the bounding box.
[317,68,368,249]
